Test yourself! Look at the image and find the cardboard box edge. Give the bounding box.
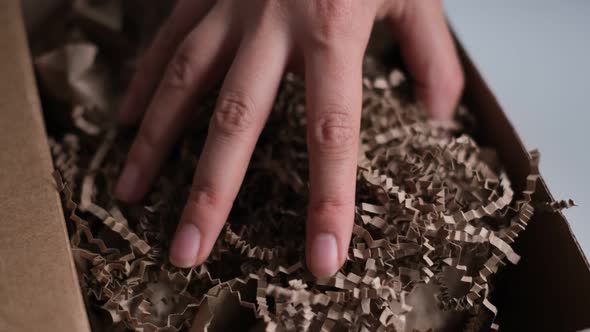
[0,1,91,331]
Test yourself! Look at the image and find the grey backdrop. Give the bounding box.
[445,0,590,255]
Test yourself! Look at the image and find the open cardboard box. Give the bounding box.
[1,1,589,331]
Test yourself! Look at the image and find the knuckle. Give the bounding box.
[163,47,196,90]
[211,91,256,138]
[309,0,353,44]
[309,197,352,221]
[309,109,356,154]
[188,182,221,210]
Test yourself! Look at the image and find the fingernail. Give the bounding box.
[309,233,339,278]
[169,223,201,268]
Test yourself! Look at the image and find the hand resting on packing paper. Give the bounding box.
[115,0,464,278]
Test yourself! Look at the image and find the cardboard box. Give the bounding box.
[0,0,588,331]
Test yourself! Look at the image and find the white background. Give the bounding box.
[445,1,590,255]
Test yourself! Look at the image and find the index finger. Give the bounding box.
[304,46,363,278]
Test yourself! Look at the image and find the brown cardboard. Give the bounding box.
[0,1,90,331]
[0,1,588,331]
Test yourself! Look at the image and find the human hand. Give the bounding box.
[115,0,463,278]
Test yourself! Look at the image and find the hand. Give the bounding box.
[115,0,463,278]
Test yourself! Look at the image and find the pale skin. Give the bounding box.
[115,0,464,278]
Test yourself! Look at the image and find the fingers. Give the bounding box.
[118,0,215,125]
[115,6,235,203]
[388,0,464,120]
[169,28,291,268]
[304,46,363,278]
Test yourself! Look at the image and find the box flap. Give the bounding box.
[0,1,90,331]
